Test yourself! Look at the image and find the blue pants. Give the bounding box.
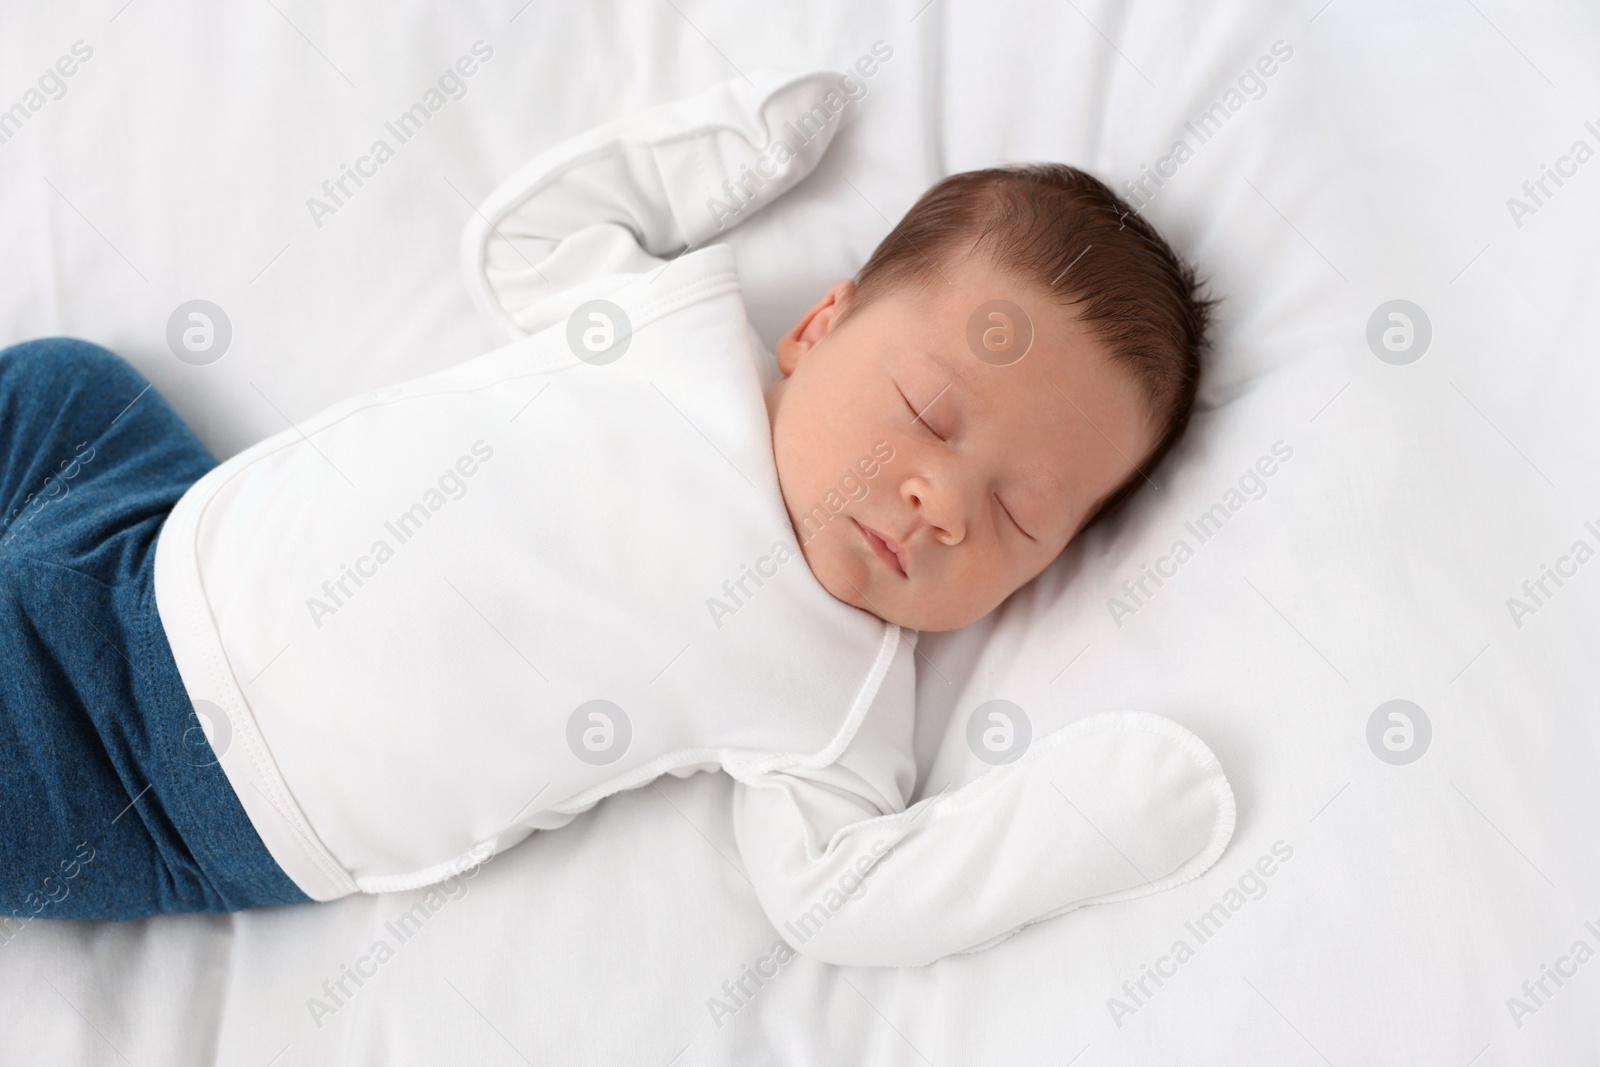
[0,338,309,926]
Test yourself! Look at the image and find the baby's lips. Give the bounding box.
[856,518,909,577]
[881,530,910,576]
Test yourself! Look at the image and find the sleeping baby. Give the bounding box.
[0,70,1233,966]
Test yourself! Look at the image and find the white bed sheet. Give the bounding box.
[2,0,1598,1063]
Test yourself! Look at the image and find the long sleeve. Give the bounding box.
[731,642,1235,967]
[460,69,852,340]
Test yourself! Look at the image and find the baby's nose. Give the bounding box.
[901,475,967,545]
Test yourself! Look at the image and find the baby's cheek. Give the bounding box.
[968,549,1031,621]
[812,534,871,610]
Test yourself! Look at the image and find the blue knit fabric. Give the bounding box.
[0,338,308,927]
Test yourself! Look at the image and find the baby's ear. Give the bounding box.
[776,279,855,374]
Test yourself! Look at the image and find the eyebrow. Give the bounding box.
[922,346,983,395]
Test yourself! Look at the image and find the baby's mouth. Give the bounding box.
[854,519,908,577]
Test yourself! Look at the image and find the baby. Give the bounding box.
[0,70,1232,966]
[769,165,1204,633]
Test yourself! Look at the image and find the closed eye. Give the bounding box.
[899,385,947,441]
[996,494,1036,541]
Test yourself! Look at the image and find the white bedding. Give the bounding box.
[3,0,1598,1063]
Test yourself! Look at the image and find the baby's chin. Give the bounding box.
[799,536,986,632]
[795,533,900,624]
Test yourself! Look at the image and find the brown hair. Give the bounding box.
[846,163,1214,532]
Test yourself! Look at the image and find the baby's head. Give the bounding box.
[766,163,1211,632]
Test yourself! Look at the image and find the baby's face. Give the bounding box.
[765,256,1155,632]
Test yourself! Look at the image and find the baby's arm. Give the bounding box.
[730,666,1235,968]
[461,70,848,339]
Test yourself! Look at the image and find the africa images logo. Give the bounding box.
[304,41,494,229]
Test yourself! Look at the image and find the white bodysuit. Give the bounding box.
[153,69,1234,967]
